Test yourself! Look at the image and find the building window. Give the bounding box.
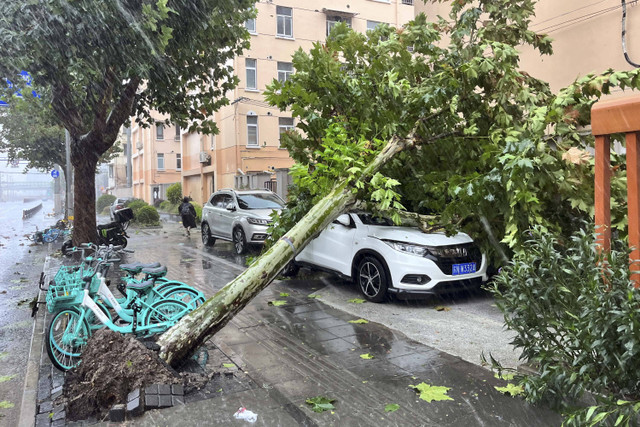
[245,58,257,90]
[157,153,165,170]
[156,123,164,140]
[367,20,381,32]
[108,165,114,178]
[402,0,413,5]
[276,6,293,38]
[245,17,257,34]
[277,62,293,83]
[326,15,351,37]
[174,124,180,141]
[278,117,294,146]
[176,153,182,170]
[247,115,259,147]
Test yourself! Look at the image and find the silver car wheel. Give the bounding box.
[359,261,381,297]
[233,227,247,254]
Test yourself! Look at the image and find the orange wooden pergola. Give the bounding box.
[591,95,640,286]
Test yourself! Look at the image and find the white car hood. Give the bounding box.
[366,226,473,246]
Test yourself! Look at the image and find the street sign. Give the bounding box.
[51,170,60,179]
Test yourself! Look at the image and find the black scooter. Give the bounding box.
[61,207,134,255]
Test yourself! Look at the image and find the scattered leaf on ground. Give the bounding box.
[385,403,400,413]
[0,375,16,383]
[0,353,7,361]
[0,401,14,409]
[268,300,287,307]
[409,382,454,402]
[308,294,320,299]
[279,292,290,297]
[434,306,451,312]
[305,396,335,413]
[181,258,195,262]
[348,298,366,304]
[348,319,369,324]
[9,280,22,285]
[223,363,236,368]
[495,383,523,397]
[494,372,515,381]
[360,353,374,360]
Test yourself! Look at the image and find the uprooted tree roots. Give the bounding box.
[62,329,181,421]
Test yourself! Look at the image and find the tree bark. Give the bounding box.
[71,140,100,245]
[158,132,415,366]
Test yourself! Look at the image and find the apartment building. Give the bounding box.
[130,117,182,204]
[181,0,416,204]
[416,1,640,92]
[106,127,132,199]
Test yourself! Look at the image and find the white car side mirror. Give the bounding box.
[335,214,351,227]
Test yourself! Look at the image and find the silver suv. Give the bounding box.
[201,189,285,254]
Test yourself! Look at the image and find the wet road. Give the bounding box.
[0,200,58,426]
[125,221,520,370]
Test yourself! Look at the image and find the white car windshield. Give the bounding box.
[237,194,284,210]
[357,213,394,226]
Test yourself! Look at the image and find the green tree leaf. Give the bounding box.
[409,382,454,403]
[384,403,400,412]
[305,396,335,413]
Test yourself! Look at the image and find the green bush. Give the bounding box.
[158,200,178,213]
[135,205,160,226]
[96,194,116,213]
[190,201,202,223]
[489,226,640,426]
[101,206,111,215]
[126,199,148,217]
[166,183,182,205]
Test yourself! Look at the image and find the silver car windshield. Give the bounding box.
[237,194,284,210]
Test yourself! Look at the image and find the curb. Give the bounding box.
[19,256,50,427]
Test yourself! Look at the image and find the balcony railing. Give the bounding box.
[591,95,640,286]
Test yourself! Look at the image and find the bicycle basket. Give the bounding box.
[45,281,82,312]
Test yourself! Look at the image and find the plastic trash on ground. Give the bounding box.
[233,407,258,423]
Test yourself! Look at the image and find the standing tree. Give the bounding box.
[0,0,255,244]
[158,0,638,365]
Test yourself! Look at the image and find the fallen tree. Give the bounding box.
[158,131,416,364]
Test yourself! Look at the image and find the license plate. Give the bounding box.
[452,262,476,275]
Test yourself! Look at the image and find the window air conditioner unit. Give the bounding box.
[199,151,211,165]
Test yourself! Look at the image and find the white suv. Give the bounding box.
[201,189,285,254]
[288,212,488,302]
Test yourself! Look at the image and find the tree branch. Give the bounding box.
[51,82,83,135]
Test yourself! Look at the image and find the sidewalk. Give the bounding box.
[29,224,562,426]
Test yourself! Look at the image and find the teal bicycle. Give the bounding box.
[46,258,192,371]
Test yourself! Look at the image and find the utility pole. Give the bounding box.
[64,129,73,220]
[126,125,132,188]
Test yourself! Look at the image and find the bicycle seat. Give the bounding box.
[119,262,162,274]
[142,266,168,278]
[126,279,155,293]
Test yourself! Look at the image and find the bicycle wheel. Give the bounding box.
[141,299,190,333]
[154,280,189,294]
[162,287,206,310]
[46,308,91,371]
[43,228,61,243]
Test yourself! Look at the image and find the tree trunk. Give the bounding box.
[158,133,414,366]
[71,149,99,245]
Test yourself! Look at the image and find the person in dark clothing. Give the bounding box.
[179,196,197,236]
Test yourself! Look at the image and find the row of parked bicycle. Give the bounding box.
[41,242,205,371]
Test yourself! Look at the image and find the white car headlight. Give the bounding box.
[247,217,269,226]
[383,240,428,257]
